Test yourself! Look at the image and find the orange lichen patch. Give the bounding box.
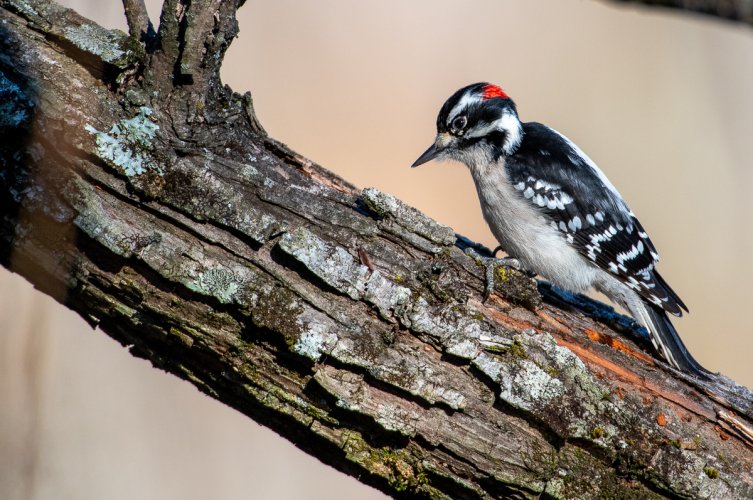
[555,336,717,420]
[480,297,723,424]
[584,328,654,363]
[537,311,572,334]
[480,294,512,311]
[657,413,667,426]
[716,426,731,441]
[642,380,716,420]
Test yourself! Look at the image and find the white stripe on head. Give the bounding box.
[465,110,523,154]
[447,90,482,124]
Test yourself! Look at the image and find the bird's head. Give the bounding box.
[412,82,523,169]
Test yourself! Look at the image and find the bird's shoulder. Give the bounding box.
[505,122,626,216]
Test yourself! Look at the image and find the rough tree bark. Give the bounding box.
[1,0,752,498]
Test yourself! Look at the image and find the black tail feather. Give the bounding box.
[643,302,710,378]
[652,269,689,315]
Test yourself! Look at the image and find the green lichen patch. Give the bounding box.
[192,267,243,304]
[473,333,572,412]
[508,340,528,358]
[704,467,719,479]
[460,254,543,310]
[62,22,138,68]
[169,326,196,347]
[6,0,140,68]
[360,187,455,246]
[341,432,436,496]
[85,107,161,177]
[292,315,338,361]
[493,265,542,310]
[544,444,662,499]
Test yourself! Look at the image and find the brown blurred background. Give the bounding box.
[2,1,752,498]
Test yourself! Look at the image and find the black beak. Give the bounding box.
[411,143,441,168]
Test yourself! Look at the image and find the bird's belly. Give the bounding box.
[476,179,598,293]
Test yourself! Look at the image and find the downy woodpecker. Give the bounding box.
[412,82,708,377]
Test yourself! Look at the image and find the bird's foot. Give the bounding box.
[464,248,533,302]
[491,246,536,276]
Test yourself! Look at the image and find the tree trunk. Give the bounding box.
[1,0,752,498]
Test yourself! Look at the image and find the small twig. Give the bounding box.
[178,1,215,79]
[122,0,155,43]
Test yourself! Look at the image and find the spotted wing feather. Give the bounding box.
[505,122,687,316]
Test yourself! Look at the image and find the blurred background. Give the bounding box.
[2,0,752,498]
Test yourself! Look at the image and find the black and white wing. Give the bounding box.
[506,122,687,316]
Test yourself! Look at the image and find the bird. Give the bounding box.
[412,82,708,377]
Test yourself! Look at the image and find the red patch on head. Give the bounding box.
[482,84,509,100]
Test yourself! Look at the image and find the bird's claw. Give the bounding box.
[464,248,531,302]
[497,256,524,272]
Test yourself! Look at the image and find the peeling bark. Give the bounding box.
[1,0,752,498]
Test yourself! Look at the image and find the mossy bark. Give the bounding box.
[1,1,752,498]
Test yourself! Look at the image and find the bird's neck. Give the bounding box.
[500,114,524,156]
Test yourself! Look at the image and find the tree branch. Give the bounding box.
[604,0,753,27]
[1,0,753,497]
[149,0,242,88]
[122,0,155,43]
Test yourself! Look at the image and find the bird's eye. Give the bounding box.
[451,115,467,133]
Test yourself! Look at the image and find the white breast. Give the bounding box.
[468,157,600,293]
